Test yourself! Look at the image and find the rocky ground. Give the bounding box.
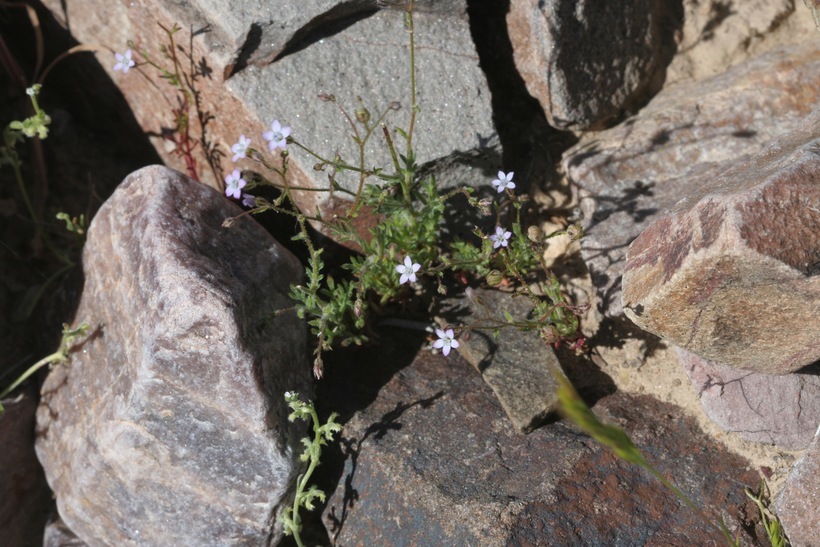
[1,1,818,546]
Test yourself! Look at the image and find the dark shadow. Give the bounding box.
[466,0,578,194]
[272,5,379,65]
[701,1,736,43]
[0,1,161,385]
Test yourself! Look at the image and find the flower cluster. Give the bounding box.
[225,120,291,204]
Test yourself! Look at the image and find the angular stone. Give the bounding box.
[41,0,497,246]
[563,40,820,317]
[226,3,496,234]
[0,388,52,547]
[319,334,764,545]
[622,115,820,374]
[35,166,311,545]
[677,348,820,450]
[507,0,680,130]
[774,425,820,546]
[437,288,568,434]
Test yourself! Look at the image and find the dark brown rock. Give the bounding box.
[564,40,820,318]
[321,334,763,545]
[774,425,820,547]
[0,387,52,547]
[623,114,820,374]
[507,0,680,130]
[35,166,311,545]
[677,348,820,450]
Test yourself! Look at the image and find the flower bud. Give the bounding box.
[527,225,544,243]
[486,269,504,286]
[437,283,447,295]
[566,224,583,240]
[355,106,371,125]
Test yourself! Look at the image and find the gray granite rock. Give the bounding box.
[775,425,820,546]
[623,114,820,374]
[44,515,89,547]
[226,2,497,239]
[507,0,680,130]
[437,288,569,434]
[677,348,820,450]
[319,333,764,545]
[563,40,820,318]
[35,165,311,545]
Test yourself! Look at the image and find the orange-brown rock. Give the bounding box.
[622,114,820,374]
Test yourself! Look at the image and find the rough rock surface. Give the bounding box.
[226,3,496,230]
[507,0,680,131]
[0,388,52,547]
[622,114,820,374]
[318,332,764,545]
[677,348,820,450]
[666,0,802,85]
[564,39,820,318]
[35,165,311,545]
[44,515,89,547]
[437,288,569,434]
[775,425,820,547]
[41,0,497,244]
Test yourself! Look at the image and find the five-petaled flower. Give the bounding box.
[433,328,459,356]
[231,135,251,162]
[396,256,421,284]
[263,120,291,151]
[241,193,256,208]
[113,49,135,74]
[224,169,247,199]
[491,171,515,193]
[490,226,512,249]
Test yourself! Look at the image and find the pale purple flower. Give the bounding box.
[396,256,421,284]
[224,169,246,199]
[491,171,515,193]
[433,328,459,356]
[489,226,512,249]
[241,193,256,208]
[113,49,135,73]
[231,134,251,162]
[263,120,291,151]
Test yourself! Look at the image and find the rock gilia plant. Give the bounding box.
[108,2,779,546]
[218,5,585,379]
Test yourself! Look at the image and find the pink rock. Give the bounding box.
[622,113,820,374]
[774,426,820,546]
[677,348,820,450]
[564,40,820,318]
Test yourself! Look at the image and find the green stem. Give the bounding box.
[0,323,89,401]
